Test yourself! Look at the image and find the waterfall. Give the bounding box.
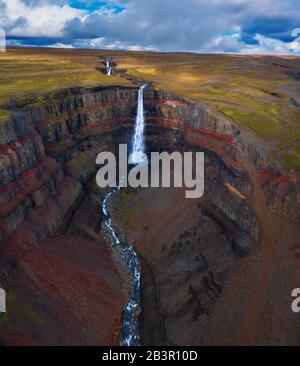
[106,61,112,76]
[100,84,149,346]
[131,84,147,164]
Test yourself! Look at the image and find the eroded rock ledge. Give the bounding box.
[0,86,299,345]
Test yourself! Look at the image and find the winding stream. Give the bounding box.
[100,85,147,346]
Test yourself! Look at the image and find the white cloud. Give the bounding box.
[249,34,300,54]
[47,42,74,48]
[207,32,300,54]
[292,28,300,38]
[78,36,158,51]
[1,0,84,37]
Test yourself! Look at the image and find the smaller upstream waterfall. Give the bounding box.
[106,61,112,76]
[131,84,148,164]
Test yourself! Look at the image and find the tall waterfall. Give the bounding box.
[106,61,112,76]
[100,84,149,346]
[131,84,147,164]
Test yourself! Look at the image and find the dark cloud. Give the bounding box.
[62,0,300,52]
[241,17,300,43]
[63,0,239,51]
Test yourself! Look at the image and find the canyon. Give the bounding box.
[0,81,299,345]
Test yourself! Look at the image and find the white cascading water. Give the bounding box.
[101,184,141,346]
[106,61,112,76]
[100,84,148,346]
[131,84,148,164]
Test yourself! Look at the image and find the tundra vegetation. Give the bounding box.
[0,47,300,171]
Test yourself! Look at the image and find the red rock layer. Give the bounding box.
[0,236,125,346]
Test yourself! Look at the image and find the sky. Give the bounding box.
[0,0,300,54]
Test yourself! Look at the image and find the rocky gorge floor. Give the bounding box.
[109,183,300,346]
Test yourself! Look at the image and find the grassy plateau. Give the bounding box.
[0,47,300,171]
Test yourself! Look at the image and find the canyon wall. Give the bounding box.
[0,85,299,345]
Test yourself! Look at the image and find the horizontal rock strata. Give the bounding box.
[0,85,299,346]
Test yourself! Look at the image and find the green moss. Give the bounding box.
[0,49,133,108]
[0,109,12,124]
[0,289,50,334]
[120,207,136,226]
[121,190,134,205]
[204,85,226,94]
[0,290,16,325]
[220,107,281,136]
[26,95,47,110]
[17,303,47,329]
[67,151,95,171]
[287,128,300,139]
[284,152,300,170]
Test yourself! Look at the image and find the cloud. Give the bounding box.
[0,0,84,37]
[63,0,238,51]
[292,28,300,38]
[81,37,157,51]
[207,32,300,54]
[47,42,74,48]
[241,17,300,43]
[1,0,300,54]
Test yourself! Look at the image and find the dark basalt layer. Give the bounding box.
[0,86,299,345]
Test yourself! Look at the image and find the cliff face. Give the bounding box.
[0,85,299,345]
[0,87,139,345]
